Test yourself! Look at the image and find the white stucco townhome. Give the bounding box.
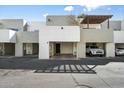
[0,15,124,59]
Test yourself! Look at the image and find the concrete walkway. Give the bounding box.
[0,57,124,88]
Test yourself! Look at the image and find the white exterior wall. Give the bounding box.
[49,43,54,56]
[77,42,86,58]
[60,43,73,54]
[114,31,124,43]
[39,26,80,42]
[109,21,121,31]
[39,26,80,59]
[15,31,38,57]
[114,31,124,53]
[15,42,23,56]
[81,29,113,43]
[27,22,45,32]
[9,30,16,42]
[0,19,24,31]
[73,43,77,56]
[16,31,39,43]
[39,42,49,59]
[1,18,124,59]
[46,16,77,26]
[121,21,124,30]
[102,20,121,31]
[0,29,16,43]
[77,29,114,58]
[106,43,115,57]
[81,24,101,29]
[15,32,23,56]
[0,29,9,42]
[101,20,108,30]
[39,25,114,59]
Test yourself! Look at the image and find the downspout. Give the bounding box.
[107,19,110,29]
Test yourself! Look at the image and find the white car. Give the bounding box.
[115,48,124,56]
[86,46,104,56]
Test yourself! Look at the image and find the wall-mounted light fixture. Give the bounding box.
[61,27,64,29]
[48,18,51,22]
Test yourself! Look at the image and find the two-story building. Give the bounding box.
[0,15,124,59]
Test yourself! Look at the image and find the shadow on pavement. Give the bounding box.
[0,56,124,74]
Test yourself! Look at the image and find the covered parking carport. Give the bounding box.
[78,15,114,58]
[0,43,15,56]
[0,29,16,56]
[86,43,106,57]
[115,43,124,49]
[114,31,124,56]
[115,43,124,56]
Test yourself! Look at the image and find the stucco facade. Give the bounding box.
[0,15,124,59]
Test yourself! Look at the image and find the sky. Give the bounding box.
[0,5,124,21]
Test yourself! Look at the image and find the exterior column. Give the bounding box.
[49,43,54,57]
[39,41,49,59]
[15,42,23,56]
[72,43,77,56]
[77,42,86,58]
[106,43,115,57]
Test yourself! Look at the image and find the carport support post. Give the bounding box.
[77,42,86,58]
[39,41,49,59]
[15,42,23,56]
[106,43,115,57]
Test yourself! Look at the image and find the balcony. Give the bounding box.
[16,31,39,43]
[39,26,80,42]
[81,29,114,43]
[0,29,16,43]
[114,31,124,43]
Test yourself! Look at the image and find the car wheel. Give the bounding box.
[89,52,92,56]
[115,53,118,56]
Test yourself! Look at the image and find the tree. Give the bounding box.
[78,13,86,18]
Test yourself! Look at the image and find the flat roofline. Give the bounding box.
[47,15,75,17]
[0,19,24,20]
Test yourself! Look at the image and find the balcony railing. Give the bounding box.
[81,29,114,43]
[0,29,16,43]
[114,31,124,43]
[39,26,80,42]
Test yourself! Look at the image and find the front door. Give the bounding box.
[56,43,60,54]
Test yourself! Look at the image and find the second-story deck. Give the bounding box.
[80,29,114,43]
[0,29,16,43]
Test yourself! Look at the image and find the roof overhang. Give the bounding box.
[80,15,113,24]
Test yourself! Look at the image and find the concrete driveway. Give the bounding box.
[0,56,124,88]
